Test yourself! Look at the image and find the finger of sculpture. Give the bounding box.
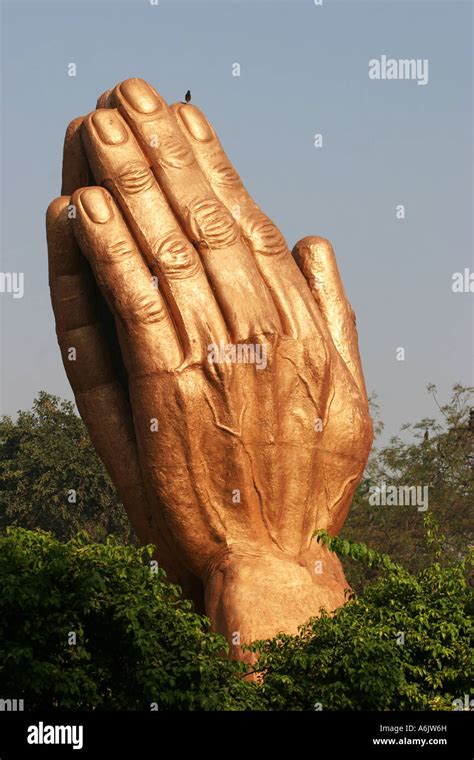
[96,88,113,109]
[46,196,203,601]
[293,235,368,402]
[70,186,182,374]
[58,97,207,607]
[79,109,229,364]
[170,102,323,340]
[106,78,282,341]
[61,117,90,195]
[47,196,115,392]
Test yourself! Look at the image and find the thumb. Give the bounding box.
[293,235,368,403]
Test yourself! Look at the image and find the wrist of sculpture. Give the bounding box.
[204,541,349,659]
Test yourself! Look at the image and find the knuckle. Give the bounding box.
[211,160,242,188]
[126,291,166,324]
[116,162,155,195]
[104,239,137,264]
[153,233,200,279]
[245,211,287,257]
[156,135,195,169]
[188,198,239,249]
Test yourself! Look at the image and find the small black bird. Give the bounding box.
[185,90,191,104]
[424,429,429,441]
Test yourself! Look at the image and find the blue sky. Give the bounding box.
[1,0,472,442]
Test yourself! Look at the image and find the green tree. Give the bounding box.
[0,527,257,710]
[343,384,474,590]
[0,392,132,543]
[250,524,474,711]
[0,525,471,711]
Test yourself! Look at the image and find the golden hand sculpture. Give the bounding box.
[46,78,373,654]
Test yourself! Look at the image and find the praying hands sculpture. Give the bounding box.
[46,78,373,654]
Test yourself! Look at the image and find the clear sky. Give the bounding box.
[1,0,472,442]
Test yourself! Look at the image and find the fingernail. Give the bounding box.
[80,188,112,223]
[91,110,128,145]
[119,78,163,114]
[177,105,213,142]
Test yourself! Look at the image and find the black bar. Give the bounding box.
[0,711,472,758]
